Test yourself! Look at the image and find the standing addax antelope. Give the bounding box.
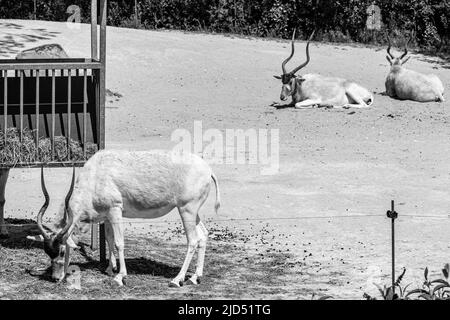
[385,36,445,102]
[274,30,374,109]
[27,150,220,287]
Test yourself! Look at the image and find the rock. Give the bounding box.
[16,44,69,59]
[16,44,70,77]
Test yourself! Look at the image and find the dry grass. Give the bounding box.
[0,128,98,166]
[0,222,313,300]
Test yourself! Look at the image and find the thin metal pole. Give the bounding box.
[391,200,395,295]
[34,0,37,20]
[386,199,398,299]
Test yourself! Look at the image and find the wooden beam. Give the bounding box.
[0,161,87,169]
[0,61,102,71]
[98,0,106,151]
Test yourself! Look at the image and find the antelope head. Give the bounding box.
[274,29,315,101]
[27,167,78,282]
[386,34,413,67]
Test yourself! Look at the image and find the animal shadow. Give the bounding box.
[270,101,295,109]
[0,220,42,250]
[75,249,180,279]
[122,257,180,279]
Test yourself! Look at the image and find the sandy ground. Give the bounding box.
[1,19,450,299]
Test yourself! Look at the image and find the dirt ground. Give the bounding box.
[0,19,450,300]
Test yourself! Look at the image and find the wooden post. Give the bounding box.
[99,0,106,153]
[99,223,106,264]
[89,0,99,254]
[0,169,10,238]
[90,224,99,251]
[91,0,98,60]
[98,0,107,264]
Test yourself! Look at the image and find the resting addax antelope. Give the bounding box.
[274,30,374,109]
[385,36,445,102]
[27,150,220,287]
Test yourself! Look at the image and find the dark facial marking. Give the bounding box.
[43,238,61,259]
[280,73,295,84]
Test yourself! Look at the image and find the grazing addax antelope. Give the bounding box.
[385,36,445,102]
[27,150,220,287]
[274,30,374,109]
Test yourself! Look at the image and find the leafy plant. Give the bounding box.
[404,264,450,300]
[364,267,410,300]
[1,0,449,52]
[364,264,450,300]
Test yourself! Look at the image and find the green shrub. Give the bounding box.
[364,264,450,300]
[1,0,449,52]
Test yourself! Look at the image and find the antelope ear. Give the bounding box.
[401,56,410,65]
[66,236,80,249]
[273,75,281,79]
[386,56,392,65]
[26,235,45,242]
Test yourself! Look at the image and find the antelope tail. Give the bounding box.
[211,173,220,214]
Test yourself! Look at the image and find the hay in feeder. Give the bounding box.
[0,128,98,167]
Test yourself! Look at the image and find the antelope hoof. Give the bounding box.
[185,276,201,286]
[105,266,117,276]
[113,275,125,286]
[169,279,183,288]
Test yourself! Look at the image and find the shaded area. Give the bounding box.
[416,53,450,70]
[0,22,60,57]
[0,218,41,250]
[0,229,310,299]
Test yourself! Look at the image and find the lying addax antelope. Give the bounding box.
[27,150,220,287]
[274,30,374,109]
[385,36,445,102]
